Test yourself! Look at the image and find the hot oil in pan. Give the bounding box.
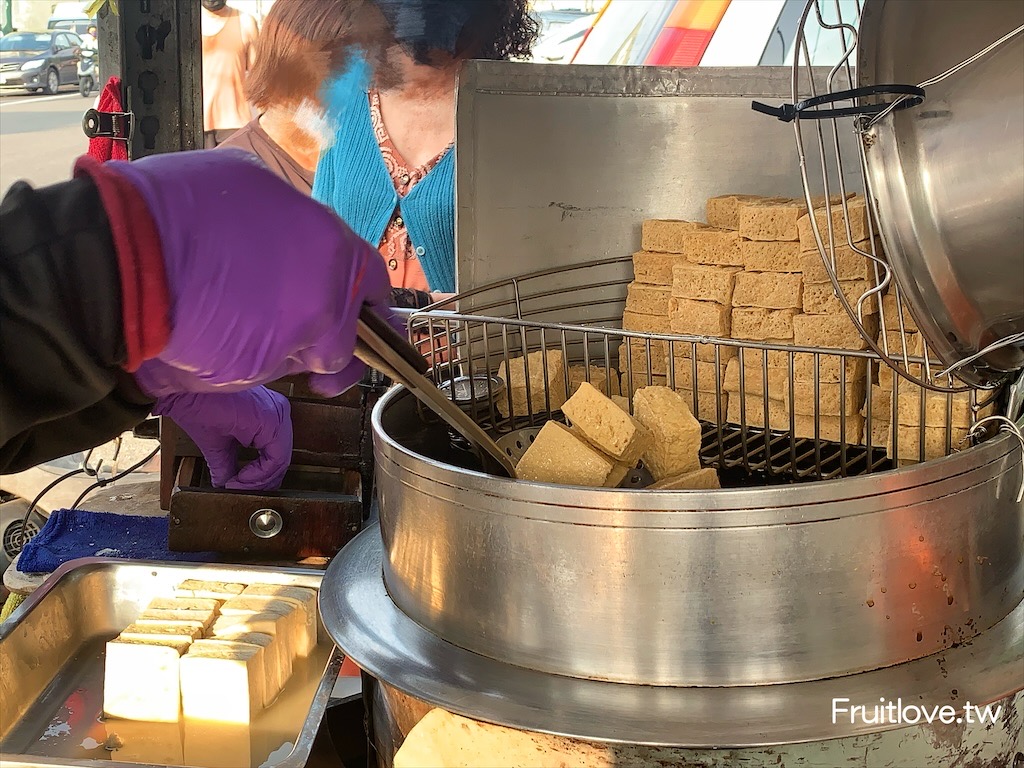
[15,641,333,767]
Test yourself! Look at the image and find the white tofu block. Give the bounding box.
[119,621,203,641]
[147,596,222,613]
[239,585,319,658]
[191,638,271,709]
[220,597,300,663]
[180,643,265,724]
[104,639,187,722]
[174,579,246,601]
[212,612,293,691]
[138,607,216,631]
[206,630,281,702]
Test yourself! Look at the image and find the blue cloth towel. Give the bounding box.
[18,509,216,573]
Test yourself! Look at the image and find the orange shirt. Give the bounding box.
[201,10,257,132]
[369,90,452,293]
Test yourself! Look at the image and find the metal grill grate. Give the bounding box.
[409,257,1004,482]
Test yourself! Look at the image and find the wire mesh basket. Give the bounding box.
[755,0,1024,393]
[409,258,1005,486]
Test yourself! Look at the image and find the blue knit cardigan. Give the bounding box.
[312,90,456,293]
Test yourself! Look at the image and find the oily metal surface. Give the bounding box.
[373,387,1024,688]
[0,559,338,768]
[858,0,1024,383]
[320,526,1024,748]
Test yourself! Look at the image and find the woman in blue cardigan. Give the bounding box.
[313,0,538,307]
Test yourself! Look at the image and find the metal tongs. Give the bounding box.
[353,306,517,479]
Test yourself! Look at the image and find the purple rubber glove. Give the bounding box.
[155,388,293,490]
[107,148,398,399]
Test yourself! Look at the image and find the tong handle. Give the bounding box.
[354,305,428,379]
[353,305,517,478]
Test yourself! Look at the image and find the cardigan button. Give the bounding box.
[414,246,425,257]
[388,259,398,271]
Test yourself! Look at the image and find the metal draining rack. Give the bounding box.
[409,257,1003,484]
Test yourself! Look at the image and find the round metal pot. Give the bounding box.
[372,387,1024,688]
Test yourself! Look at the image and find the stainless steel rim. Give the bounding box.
[373,386,1022,526]
[319,527,1024,747]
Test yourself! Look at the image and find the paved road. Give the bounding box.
[0,90,93,195]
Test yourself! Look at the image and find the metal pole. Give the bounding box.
[96,0,203,159]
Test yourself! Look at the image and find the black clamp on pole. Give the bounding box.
[751,84,926,122]
[82,107,133,142]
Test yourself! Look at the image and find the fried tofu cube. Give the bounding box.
[793,313,876,350]
[669,297,731,337]
[641,219,701,253]
[514,421,619,486]
[631,386,703,480]
[647,467,721,490]
[800,239,881,282]
[706,193,763,230]
[680,224,744,266]
[497,349,568,418]
[802,280,880,316]
[740,239,803,272]
[732,272,803,310]
[797,195,871,249]
[738,197,806,241]
[632,250,681,285]
[671,262,741,304]
[625,282,672,316]
[732,308,797,341]
[568,364,621,397]
[673,388,729,423]
[561,382,652,465]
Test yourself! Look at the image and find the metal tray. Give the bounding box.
[0,558,341,768]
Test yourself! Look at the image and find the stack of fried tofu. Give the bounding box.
[863,296,993,463]
[623,220,692,391]
[103,579,319,726]
[627,217,744,420]
[715,194,877,442]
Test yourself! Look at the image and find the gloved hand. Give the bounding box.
[154,387,293,490]
[103,148,399,399]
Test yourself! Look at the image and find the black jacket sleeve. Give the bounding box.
[0,175,154,474]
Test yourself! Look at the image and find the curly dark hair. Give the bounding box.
[463,0,539,61]
[372,0,539,65]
